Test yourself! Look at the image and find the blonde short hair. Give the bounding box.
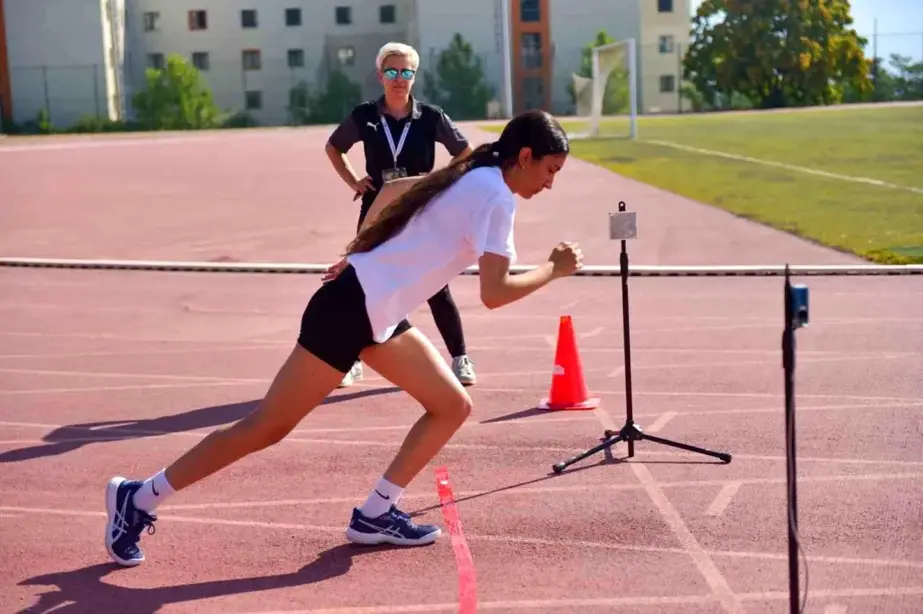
[376,42,420,72]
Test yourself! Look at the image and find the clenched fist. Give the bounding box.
[549,241,584,278]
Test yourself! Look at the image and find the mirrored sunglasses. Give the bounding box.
[383,68,416,80]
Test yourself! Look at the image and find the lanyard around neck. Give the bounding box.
[380,115,411,167]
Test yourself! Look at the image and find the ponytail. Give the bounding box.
[344,109,568,256]
[345,142,499,255]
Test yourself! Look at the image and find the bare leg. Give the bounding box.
[165,344,345,490]
[343,327,472,546]
[360,327,472,487]
[104,344,345,566]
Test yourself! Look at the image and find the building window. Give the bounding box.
[188,10,207,30]
[148,53,165,69]
[521,33,542,69]
[337,46,355,65]
[520,0,540,22]
[245,91,262,110]
[660,75,675,92]
[658,0,673,13]
[380,4,395,23]
[192,52,209,70]
[285,8,301,26]
[288,49,304,67]
[335,6,351,24]
[143,12,160,31]
[241,9,257,28]
[659,35,674,53]
[242,49,261,70]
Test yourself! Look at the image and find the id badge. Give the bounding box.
[382,167,408,182]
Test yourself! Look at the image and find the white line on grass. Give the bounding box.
[644,139,923,195]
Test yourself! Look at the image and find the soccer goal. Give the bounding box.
[569,38,638,140]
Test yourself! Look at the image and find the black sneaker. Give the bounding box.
[345,505,441,546]
[105,476,157,566]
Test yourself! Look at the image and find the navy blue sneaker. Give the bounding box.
[345,505,441,546]
[105,476,158,566]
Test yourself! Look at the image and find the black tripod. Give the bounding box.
[551,201,731,474]
[783,264,809,613]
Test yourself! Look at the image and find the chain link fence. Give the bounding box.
[8,65,118,131]
[4,47,503,133]
[4,32,920,134]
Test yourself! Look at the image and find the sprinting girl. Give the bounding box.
[104,109,581,567]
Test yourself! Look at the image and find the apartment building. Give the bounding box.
[125,0,418,125]
[0,0,690,128]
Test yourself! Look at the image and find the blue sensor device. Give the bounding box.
[790,284,809,329]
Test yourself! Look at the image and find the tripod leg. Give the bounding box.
[638,431,731,463]
[552,434,625,474]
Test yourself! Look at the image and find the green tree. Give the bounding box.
[843,56,891,102]
[683,0,873,109]
[288,81,312,124]
[131,54,222,130]
[886,53,923,101]
[569,31,630,115]
[288,71,362,125]
[423,33,493,120]
[309,70,363,124]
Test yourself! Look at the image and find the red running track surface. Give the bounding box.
[1,128,921,613]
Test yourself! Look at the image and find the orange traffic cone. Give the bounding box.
[538,315,600,411]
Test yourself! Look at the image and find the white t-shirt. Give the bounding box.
[347,165,517,342]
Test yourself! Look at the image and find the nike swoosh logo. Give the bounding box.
[152,483,159,497]
[374,489,390,500]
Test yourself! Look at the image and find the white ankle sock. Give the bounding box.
[359,477,404,519]
[132,469,175,512]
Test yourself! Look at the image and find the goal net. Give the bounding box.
[569,38,638,140]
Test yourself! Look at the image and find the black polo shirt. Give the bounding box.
[327,96,470,209]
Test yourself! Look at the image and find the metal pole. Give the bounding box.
[783,266,799,614]
[500,0,513,117]
[43,65,50,117]
[628,38,638,139]
[94,64,100,117]
[590,47,600,135]
[873,18,878,99]
[677,42,682,113]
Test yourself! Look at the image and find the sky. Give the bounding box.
[688,0,923,65]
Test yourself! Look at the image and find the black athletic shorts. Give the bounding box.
[297,263,412,373]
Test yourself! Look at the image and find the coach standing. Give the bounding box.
[325,42,476,389]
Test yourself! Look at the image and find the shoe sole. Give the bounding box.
[345,526,441,546]
[454,371,475,386]
[105,476,143,567]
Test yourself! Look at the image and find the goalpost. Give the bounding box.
[570,38,638,140]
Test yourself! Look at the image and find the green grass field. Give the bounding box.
[481,105,923,264]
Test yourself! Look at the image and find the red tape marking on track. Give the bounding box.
[435,466,478,613]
